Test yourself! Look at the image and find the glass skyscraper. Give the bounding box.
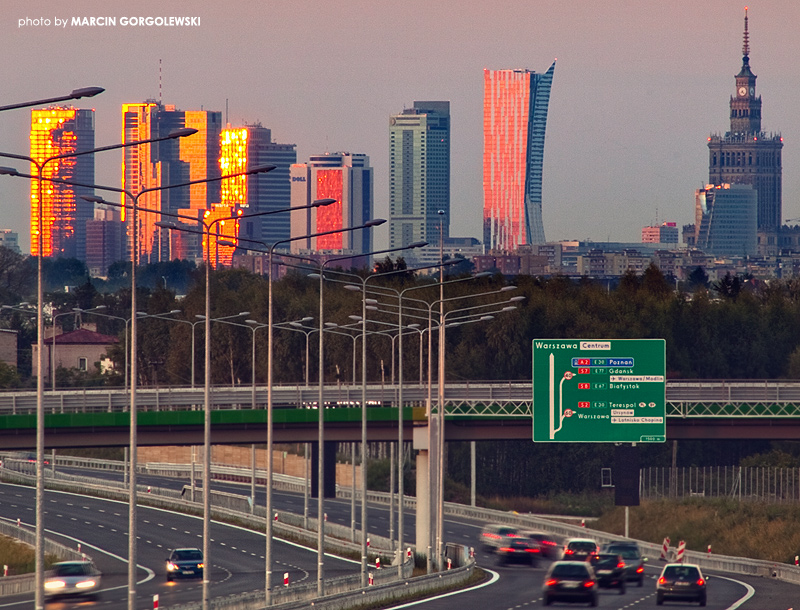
[30,107,95,260]
[483,63,555,251]
[389,101,450,254]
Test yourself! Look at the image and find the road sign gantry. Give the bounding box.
[532,339,666,443]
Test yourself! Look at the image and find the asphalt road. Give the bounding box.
[2,467,799,609]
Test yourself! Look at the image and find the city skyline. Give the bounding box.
[1,0,799,256]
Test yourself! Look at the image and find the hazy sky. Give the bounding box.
[1,0,798,254]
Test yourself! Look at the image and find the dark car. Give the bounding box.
[496,535,540,566]
[542,561,598,606]
[166,548,204,581]
[602,541,647,586]
[656,563,707,606]
[589,553,626,593]
[521,530,560,559]
[44,560,102,599]
[561,538,599,561]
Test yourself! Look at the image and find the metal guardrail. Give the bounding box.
[3,380,800,419]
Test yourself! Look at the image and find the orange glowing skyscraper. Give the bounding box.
[483,64,555,251]
[121,102,221,264]
[30,107,95,259]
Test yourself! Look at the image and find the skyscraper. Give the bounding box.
[290,152,374,255]
[219,123,296,247]
[483,63,556,251]
[30,107,95,260]
[389,101,450,254]
[708,9,782,232]
[695,183,757,256]
[121,102,221,264]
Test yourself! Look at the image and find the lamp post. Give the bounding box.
[159,199,341,607]
[0,87,104,113]
[0,124,199,610]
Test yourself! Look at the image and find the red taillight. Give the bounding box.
[543,541,556,546]
[658,577,667,584]
[617,561,626,569]
[545,578,558,587]
[636,566,644,574]
[564,549,574,555]
[498,547,512,553]
[525,548,539,553]
[483,533,500,539]
[696,578,705,586]
[583,580,595,588]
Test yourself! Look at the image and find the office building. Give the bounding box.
[290,152,373,255]
[483,63,556,251]
[85,207,125,277]
[30,107,95,260]
[220,123,296,249]
[695,183,757,256]
[389,101,450,257]
[0,230,20,253]
[121,102,221,264]
[707,9,782,232]
[642,222,679,244]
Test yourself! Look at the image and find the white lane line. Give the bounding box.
[715,574,756,609]
[383,568,500,609]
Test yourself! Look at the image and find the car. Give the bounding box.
[602,541,647,586]
[521,530,560,559]
[495,535,540,566]
[656,563,708,606]
[542,560,598,606]
[588,552,626,593]
[480,523,519,552]
[166,547,204,581]
[44,560,102,599]
[561,537,599,561]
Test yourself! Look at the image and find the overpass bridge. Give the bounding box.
[1,379,799,448]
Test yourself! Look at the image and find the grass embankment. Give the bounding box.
[0,535,57,575]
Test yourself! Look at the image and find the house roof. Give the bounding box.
[45,328,119,346]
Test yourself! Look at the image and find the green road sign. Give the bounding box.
[532,339,666,443]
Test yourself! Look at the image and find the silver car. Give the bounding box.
[44,560,102,599]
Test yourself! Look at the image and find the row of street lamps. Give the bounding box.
[0,87,526,608]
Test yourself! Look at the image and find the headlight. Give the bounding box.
[167,562,177,571]
[44,580,65,590]
[76,580,96,589]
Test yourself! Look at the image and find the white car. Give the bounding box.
[44,560,102,599]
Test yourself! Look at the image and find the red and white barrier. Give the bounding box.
[407,547,412,560]
[274,513,279,522]
[676,540,686,563]
[368,572,374,586]
[3,565,7,577]
[580,519,585,528]
[367,537,370,548]
[283,572,289,587]
[147,486,151,493]
[153,594,159,609]
[375,556,381,569]
[660,537,671,560]
[447,558,452,570]
[707,544,711,556]
[795,555,798,566]
[469,547,474,559]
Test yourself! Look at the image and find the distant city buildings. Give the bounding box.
[642,222,679,244]
[389,101,450,260]
[707,8,782,234]
[482,64,555,251]
[290,152,374,256]
[85,207,125,277]
[0,230,20,253]
[30,107,95,261]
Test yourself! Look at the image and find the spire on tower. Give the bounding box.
[742,7,750,58]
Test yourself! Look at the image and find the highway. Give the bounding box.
[0,469,798,609]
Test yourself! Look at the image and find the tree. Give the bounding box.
[686,267,709,292]
[712,272,741,300]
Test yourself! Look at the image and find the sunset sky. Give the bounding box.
[1,0,798,253]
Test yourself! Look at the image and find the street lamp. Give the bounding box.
[0,87,104,113]
[0,125,197,610]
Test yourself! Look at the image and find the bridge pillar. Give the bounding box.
[310,441,337,498]
[415,448,429,562]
